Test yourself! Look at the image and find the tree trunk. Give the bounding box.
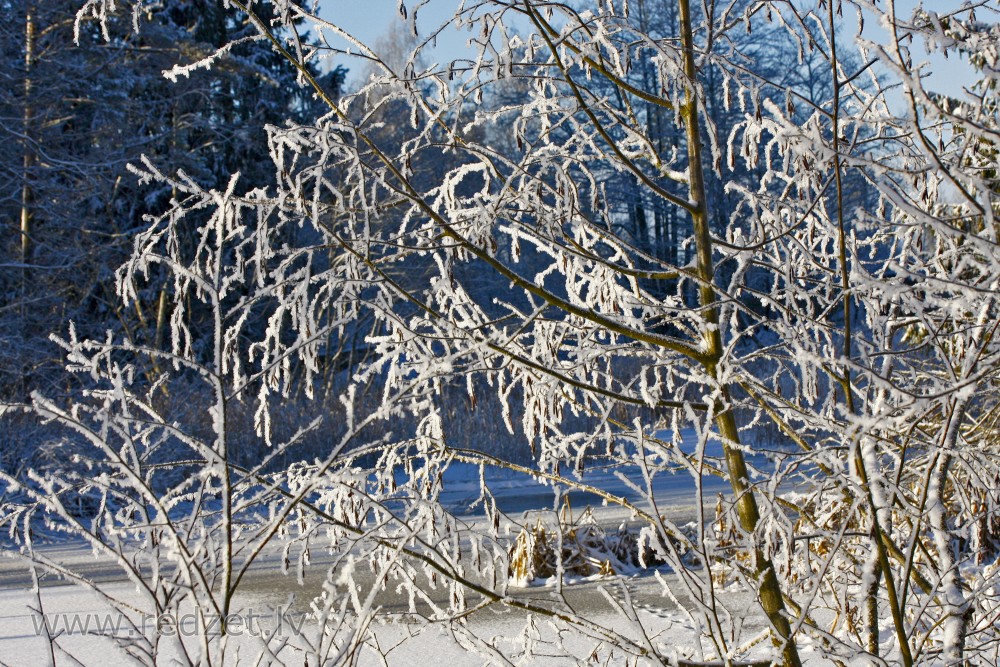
[676,1,801,664]
[20,2,34,283]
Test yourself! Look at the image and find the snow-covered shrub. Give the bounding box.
[508,503,663,585]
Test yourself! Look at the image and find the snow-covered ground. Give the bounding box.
[0,563,792,666]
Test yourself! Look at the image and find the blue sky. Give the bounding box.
[317,0,978,97]
[317,0,472,87]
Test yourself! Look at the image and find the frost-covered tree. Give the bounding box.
[3,1,1000,665]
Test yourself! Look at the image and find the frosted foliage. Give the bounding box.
[1,0,999,665]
